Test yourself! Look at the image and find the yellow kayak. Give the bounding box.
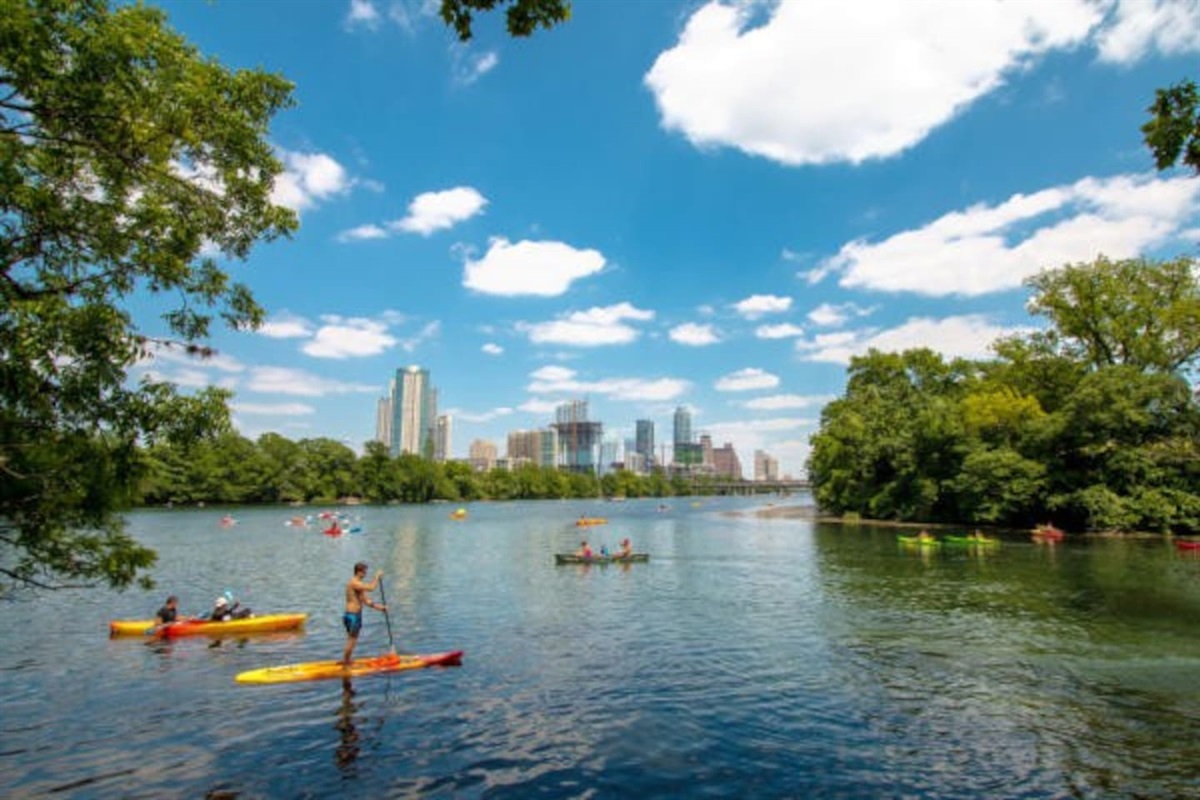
[109,613,308,638]
[235,650,464,685]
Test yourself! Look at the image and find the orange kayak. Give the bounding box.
[109,613,308,638]
[235,650,464,685]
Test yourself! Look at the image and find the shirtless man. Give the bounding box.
[342,562,386,665]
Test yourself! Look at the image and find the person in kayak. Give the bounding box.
[210,594,252,621]
[614,537,633,559]
[152,595,202,631]
[342,562,386,666]
[574,540,593,559]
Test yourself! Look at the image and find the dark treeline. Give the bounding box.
[807,256,1200,534]
[137,437,726,506]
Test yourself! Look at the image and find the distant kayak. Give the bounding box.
[1176,540,1200,552]
[897,535,941,548]
[1032,524,1065,540]
[555,553,649,565]
[109,613,308,638]
[235,650,464,685]
[575,518,607,527]
[945,535,1000,547]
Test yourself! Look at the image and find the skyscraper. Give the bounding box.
[433,414,452,462]
[673,406,701,467]
[552,400,602,474]
[635,419,655,468]
[390,366,436,458]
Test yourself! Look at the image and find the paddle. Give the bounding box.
[377,576,397,656]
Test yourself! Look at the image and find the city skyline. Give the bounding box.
[129,1,1200,479]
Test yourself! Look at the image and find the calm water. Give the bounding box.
[1,497,1198,799]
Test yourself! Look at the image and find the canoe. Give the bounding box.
[1176,540,1200,552]
[897,535,941,548]
[944,535,1000,547]
[109,612,308,638]
[1032,524,1064,540]
[554,553,649,565]
[235,650,464,685]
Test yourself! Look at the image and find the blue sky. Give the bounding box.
[134,0,1200,478]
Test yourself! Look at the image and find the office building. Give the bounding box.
[552,400,602,474]
[468,439,497,472]
[390,366,436,458]
[754,450,779,482]
[635,419,655,469]
[507,428,559,468]
[673,406,702,467]
[433,414,452,463]
[712,442,742,479]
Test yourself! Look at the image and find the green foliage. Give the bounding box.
[1,0,296,589]
[440,0,570,42]
[1143,78,1200,173]
[808,256,1200,535]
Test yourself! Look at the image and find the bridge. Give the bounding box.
[688,479,810,496]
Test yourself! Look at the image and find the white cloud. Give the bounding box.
[519,398,561,414]
[733,294,792,319]
[715,367,780,392]
[645,0,1114,166]
[463,237,606,296]
[743,394,833,411]
[794,314,1027,364]
[271,150,352,212]
[246,366,378,397]
[821,173,1200,296]
[398,321,440,353]
[259,313,313,339]
[669,322,721,346]
[232,402,315,416]
[754,323,805,339]
[454,50,500,86]
[345,0,381,30]
[520,302,654,347]
[807,302,875,327]
[1095,0,1200,63]
[395,186,488,235]
[302,316,398,359]
[482,342,504,355]
[527,365,689,402]
[449,406,514,423]
[337,224,389,242]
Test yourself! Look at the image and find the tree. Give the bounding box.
[440,0,570,42]
[1,0,297,589]
[1143,78,1200,173]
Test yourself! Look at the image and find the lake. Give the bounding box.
[1,496,1198,798]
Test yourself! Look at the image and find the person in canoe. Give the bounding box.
[574,540,594,559]
[613,537,634,560]
[342,562,387,666]
[210,593,252,621]
[152,595,202,631]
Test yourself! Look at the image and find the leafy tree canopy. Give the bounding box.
[1143,77,1200,173]
[1,0,297,590]
[440,0,570,42]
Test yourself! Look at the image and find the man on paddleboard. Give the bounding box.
[343,562,386,665]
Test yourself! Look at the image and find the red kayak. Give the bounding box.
[1176,540,1200,552]
[323,526,342,537]
[1032,524,1064,541]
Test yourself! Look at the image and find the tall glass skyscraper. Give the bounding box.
[390,366,437,458]
[635,419,655,468]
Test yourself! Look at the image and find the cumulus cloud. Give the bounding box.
[519,398,561,414]
[271,149,352,212]
[337,224,388,242]
[807,302,876,327]
[733,294,792,319]
[482,342,504,355]
[245,366,378,397]
[345,0,381,30]
[1095,0,1200,63]
[669,322,721,346]
[302,316,398,359]
[527,365,689,402]
[794,314,1028,364]
[743,394,833,411]
[754,323,805,339]
[259,313,314,339]
[463,237,606,296]
[820,173,1200,296]
[645,0,1199,166]
[519,303,654,347]
[449,406,514,423]
[395,186,488,235]
[715,367,780,392]
[231,402,315,416]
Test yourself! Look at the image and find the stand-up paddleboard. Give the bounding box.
[235,650,463,685]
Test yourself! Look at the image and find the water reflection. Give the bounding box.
[334,678,361,774]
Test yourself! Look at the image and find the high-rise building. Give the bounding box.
[673,406,701,467]
[754,450,779,482]
[699,434,714,468]
[712,442,742,479]
[390,366,436,458]
[468,439,497,472]
[552,400,602,474]
[635,419,655,468]
[375,390,392,447]
[507,428,559,467]
[433,414,452,462]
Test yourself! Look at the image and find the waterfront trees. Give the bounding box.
[440,0,571,41]
[808,256,1200,534]
[1,0,297,589]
